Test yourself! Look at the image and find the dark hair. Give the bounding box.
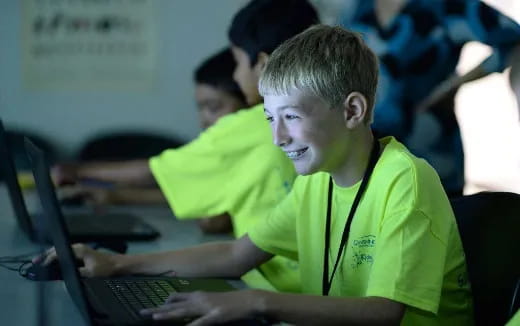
[228,0,319,65]
[194,48,246,103]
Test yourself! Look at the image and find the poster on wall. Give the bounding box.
[21,0,157,91]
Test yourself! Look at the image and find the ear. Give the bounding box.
[342,92,368,129]
[253,51,270,75]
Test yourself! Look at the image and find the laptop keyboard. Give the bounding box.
[105,279,177,314]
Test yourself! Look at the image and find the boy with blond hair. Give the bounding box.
[44,25,473,325]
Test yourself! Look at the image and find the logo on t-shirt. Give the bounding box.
[350,235,376,269]
[352,235,376,248]
[457,272,468,288]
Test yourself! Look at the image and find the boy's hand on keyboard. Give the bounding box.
[34,243,121,278]
[52,163,80,185]
[60,185,114,206]
[140,289,264,325]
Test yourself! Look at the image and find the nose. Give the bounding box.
[272,120,290,147]
[198,110,211,129]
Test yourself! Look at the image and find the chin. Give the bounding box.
[294,162,318,176]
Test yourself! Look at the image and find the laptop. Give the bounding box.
[0,119,160,242]
[25,136,262,326]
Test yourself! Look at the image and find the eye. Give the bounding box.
[284,114,299,120]
[266,115,274,123]
[207,105,222,113]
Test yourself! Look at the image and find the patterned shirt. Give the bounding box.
[340,0,520,193]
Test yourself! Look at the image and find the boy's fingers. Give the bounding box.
[35,243,89,266]
[165,292,190,303]
[71,243,91,260]
[140,302,185,316]
[41,248,57,265]
[152,309,194,321]
[78,267,93,278]
[187,311,221,326]
[57,185,85,200]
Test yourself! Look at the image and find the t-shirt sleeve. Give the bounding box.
[366,207,448,315]
[248,181,300,261]
[149,125,237,219]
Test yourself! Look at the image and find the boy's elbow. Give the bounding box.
[230,235,273,276]
[197,214,233,234]
[367,297,405,325]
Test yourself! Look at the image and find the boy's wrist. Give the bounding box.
[249,289,273,317]
[111,253,132,276]
[76,164,89,180]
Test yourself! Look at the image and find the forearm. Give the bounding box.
[78,159,155,186]
[108,188,166,205]
[257,292,404,325]
[462,45,520,85]
[433,66,488,101]
[418,64,490,112]
[113,241,248,278]
[457,65,489,85]
[197,214,233,234]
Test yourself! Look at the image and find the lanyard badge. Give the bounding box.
[322,139,381,296]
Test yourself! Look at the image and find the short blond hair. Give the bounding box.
[259,25,379,123]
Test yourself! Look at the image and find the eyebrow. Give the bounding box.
[264,105,303,113]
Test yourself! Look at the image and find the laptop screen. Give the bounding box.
[0,119,35,238]
[25,138,95,326]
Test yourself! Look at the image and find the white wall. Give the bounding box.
[456,0,520,194]
[0,0,249,158]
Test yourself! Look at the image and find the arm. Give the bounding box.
[417,1,520,112]
[66,186,167,205]
[106,187,166,204]
[197,214,233,234]
[142,284,404,325]
[114,235,271,278]
[417,45,520,112]
[416,64,487,113]
[61,185,232,232]
[259,293,404,326]
[42,235,272,279]
[417,43,520,113]
[418,42,520,113]
[53,159,155,186]
[440,43,520,93]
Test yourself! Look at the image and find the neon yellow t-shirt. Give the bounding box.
[149,104,300,293]
[506,309,520,326]
[249,137,473,325]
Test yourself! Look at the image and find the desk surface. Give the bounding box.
[0,184,233,326]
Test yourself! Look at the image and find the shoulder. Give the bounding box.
[374,137,454,229]
[208,104,267,135]
[377,137,440,186]
[194,104,273,150]
[374,136,447,207]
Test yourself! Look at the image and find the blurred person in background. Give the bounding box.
[52,0,321,293]
[55,48,248,234]
[340,0,520,197]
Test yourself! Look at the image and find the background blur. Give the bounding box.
[0,0,518,194]
[455,0,520,194]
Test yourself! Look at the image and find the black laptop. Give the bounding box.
[25,136,262,326]
[0,119,159,242]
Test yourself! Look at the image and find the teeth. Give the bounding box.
[287,148,307,159]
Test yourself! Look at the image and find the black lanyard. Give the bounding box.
[322,139,381,296]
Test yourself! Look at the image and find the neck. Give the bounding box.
[330,130,375,188]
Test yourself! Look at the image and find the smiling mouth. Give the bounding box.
[285,147,308,159]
